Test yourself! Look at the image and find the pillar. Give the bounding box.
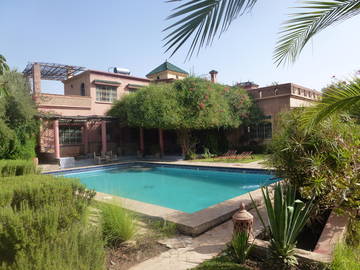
[53,120,60,159]
[101,121,107,154]
[32,63,41,95]
[159,128,164,157]
[139,128,144,154]
[83,122,89,155]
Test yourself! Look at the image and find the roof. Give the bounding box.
[23,62,86,80]
[146,61,189,77]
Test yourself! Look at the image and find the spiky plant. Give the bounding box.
[250,183,314,269]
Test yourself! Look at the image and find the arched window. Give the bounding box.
[80,83,85,96]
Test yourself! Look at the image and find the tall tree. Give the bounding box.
[108,77,255,155]
[0,55,10,97]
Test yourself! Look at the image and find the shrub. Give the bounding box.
[0,174,103,269]
[268,109,360,214]
[0,159,38,177]
[100,203,136,246]
[0,223,105,270]
[226,231,253,264]
[193,255,252,270]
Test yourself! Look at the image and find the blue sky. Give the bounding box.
[1,0,359,94]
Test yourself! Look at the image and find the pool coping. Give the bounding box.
[46,161,273,236]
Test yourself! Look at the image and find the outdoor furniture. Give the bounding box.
[218,150,237,159]
[235,151,253,159]
[93,152,106,164]
[59,157,75,169]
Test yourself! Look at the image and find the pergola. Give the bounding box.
[23,62,86,81]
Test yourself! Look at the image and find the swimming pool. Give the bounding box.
[58,164,275,213]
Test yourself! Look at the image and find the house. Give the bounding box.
[23,61,319,161]
[23,61,188,161]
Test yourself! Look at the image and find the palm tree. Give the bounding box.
[164,0,360,64]
[0,55,9,75]
[302,77,360,130]
[0,54,9,97]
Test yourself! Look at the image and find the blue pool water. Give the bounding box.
[59,165,275,213]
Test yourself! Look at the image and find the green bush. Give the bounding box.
[0,223,105,270]
[0,174,103,269]
[100,203,136,246]
[268,109,360,213]
[0,160,38,177]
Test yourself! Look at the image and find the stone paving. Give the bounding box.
[129,206,267,270]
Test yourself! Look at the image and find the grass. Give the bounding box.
[331,218,360,270]
[100,203,136,246]
[191,154,268,163]
[192,255,252,270]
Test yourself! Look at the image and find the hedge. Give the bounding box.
[0,174,104,269]
[0,160,38,177]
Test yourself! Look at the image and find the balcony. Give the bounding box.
[35,93,91,109]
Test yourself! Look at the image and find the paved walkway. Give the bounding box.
[129,206,267,270]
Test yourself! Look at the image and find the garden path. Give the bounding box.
[128,206,267,270]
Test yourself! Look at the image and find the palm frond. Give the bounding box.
[302,77,360,130]
[274,0,360,66]
[0,54,10,75]
[164,0,258,59]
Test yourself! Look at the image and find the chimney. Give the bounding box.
[32,63,41,95]
[209,70,218,83]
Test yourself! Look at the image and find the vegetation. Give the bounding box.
[0,174,104,270]
[251,183,314,269]
[331,218,360,270]
[100,203,136,246]
[109,77,259,156]
[268,108,360,214]
[0,55,9,76]
[303,77,360,130]
[193,255,252,270]
[0,71,38,159]
[0,159,38,177]
[164,0,360,64]
[226,231,253,264]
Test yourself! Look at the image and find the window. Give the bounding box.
[259,90,262,98]
[157,76,160,80]
[96,85,117,102]
[59,126,82,145]
[80,83,85,96]
[249,122,272,139]
[274,88,278,96]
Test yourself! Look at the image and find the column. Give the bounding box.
[159,128,164,157]
[53,120,60,159]
[101,121,107,154]
[83,122,89,155]
[32,63,41,95]
[139,128,144,154]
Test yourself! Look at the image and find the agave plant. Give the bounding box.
[250,183,314,269]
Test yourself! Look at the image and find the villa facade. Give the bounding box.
[23,61,320,161]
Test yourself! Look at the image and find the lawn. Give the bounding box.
[190,154,268,163]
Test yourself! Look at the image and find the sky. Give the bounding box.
[1,0,359,94]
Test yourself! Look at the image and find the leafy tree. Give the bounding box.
[164,0,360,65]
[268,108,360,215]
[0,71,38,159]
[108,77,255,155]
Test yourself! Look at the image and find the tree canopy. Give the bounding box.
[108,77,258,154]
[0,71,38,159]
